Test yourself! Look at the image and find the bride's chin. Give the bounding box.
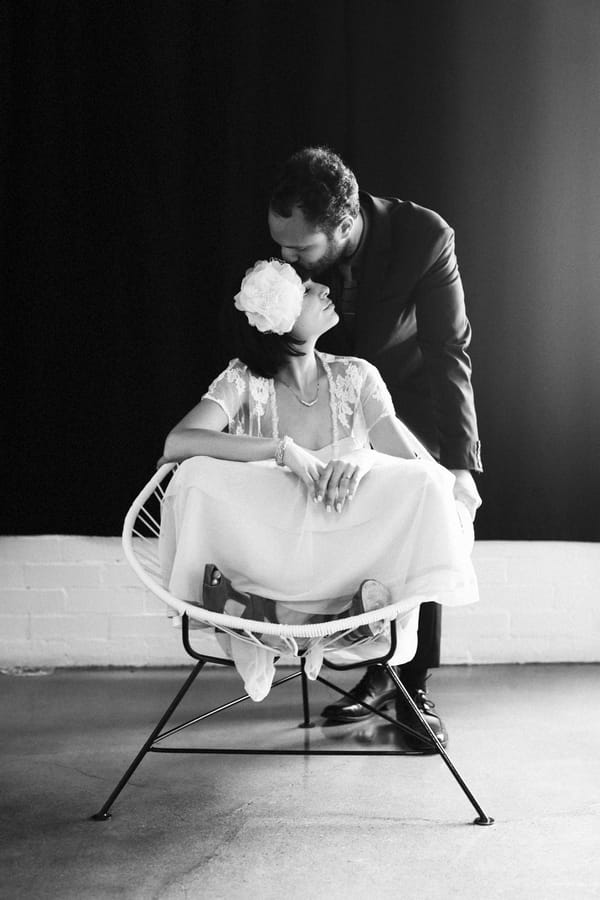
[320,316,339,337]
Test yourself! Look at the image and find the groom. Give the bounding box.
[267,146,482,749]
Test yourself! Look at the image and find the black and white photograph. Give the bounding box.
[2,1,599,897]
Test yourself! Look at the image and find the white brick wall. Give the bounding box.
[0,536,598,667]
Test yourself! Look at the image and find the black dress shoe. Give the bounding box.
[394,686,448,752]
[321,667,396,722]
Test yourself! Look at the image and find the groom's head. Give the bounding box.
[268,147,359,277]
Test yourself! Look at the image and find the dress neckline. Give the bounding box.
[271,351,338,451]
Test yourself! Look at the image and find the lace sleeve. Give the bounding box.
[202,359,247,430]
[360,361,396,432]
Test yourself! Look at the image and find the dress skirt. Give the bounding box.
[158,445,478,698]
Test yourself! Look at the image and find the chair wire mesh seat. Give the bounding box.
[91,462,494,825]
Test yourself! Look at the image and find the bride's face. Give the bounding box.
[291,280,339,342]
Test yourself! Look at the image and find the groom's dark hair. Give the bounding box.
[270,147,359,236]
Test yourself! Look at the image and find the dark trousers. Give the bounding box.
[396,601,441,682]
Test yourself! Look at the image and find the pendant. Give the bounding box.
[278,376,320,407]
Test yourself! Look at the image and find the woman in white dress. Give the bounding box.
[158,260,478,699]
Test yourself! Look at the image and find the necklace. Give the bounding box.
[278,373,320,407]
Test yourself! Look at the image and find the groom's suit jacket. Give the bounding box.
[319,191,482,473]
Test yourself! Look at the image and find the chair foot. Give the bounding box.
[90,811,112,821]
[473,815,495,826]
[297,721,316,729]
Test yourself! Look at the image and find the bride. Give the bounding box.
[158,259,478,699]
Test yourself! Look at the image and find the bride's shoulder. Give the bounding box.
[210,358,250,391]
[319,352,373,376]
[226,357,247,372]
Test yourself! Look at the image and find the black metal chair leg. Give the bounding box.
[385,664,494,826]
[90,660,206,820]
[298,657,315,729]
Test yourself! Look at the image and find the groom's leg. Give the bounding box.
[320,602,444,730]
[394,602,447,749]
[399,601,441,683]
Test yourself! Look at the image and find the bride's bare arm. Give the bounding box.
[160,399,326,495]
[370,415,481,519]
[160,398,279,464]
[369,415,436,461]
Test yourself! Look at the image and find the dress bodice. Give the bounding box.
[203,351,396,454]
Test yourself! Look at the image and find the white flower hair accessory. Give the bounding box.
[234,259,303,335]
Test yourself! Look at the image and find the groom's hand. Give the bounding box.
[449,469,482,521]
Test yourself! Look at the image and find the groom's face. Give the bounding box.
[268,205,346,278]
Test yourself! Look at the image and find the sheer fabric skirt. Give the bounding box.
[159,449,478,699]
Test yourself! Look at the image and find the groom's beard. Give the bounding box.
[296,237,345,278]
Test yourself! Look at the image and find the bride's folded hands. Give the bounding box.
[280,441,375,513]
[312,449,375,513]
[282,439,373,512]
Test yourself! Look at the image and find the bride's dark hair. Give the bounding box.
[223,299,305,379]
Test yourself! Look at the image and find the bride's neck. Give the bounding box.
[277,347,319,389]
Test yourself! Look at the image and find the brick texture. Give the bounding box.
[0,536,598,667]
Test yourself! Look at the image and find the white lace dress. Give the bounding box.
[159,352,478,699]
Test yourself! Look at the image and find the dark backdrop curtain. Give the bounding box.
[4,0,600,539]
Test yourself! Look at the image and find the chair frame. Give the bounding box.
[91,615,493,825]
[90,464,494,826]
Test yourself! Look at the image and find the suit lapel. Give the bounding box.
[355,192,392,353]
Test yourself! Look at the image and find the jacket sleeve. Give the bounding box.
[412,224,482,472]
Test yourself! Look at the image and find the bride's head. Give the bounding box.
[231,259,338,377]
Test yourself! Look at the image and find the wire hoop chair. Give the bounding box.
[91,462,494,826]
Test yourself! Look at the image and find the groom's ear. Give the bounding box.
[337,215,355,240]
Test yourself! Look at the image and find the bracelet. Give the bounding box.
[275,435,293,467]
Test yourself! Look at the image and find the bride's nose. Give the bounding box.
[320,287,330,300]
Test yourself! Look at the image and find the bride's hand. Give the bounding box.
[283,441,325,494]
[314,452,374,513]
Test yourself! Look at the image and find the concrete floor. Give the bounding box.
[1,664,599,900]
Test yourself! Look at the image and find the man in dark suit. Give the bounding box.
[268,146,482,749]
